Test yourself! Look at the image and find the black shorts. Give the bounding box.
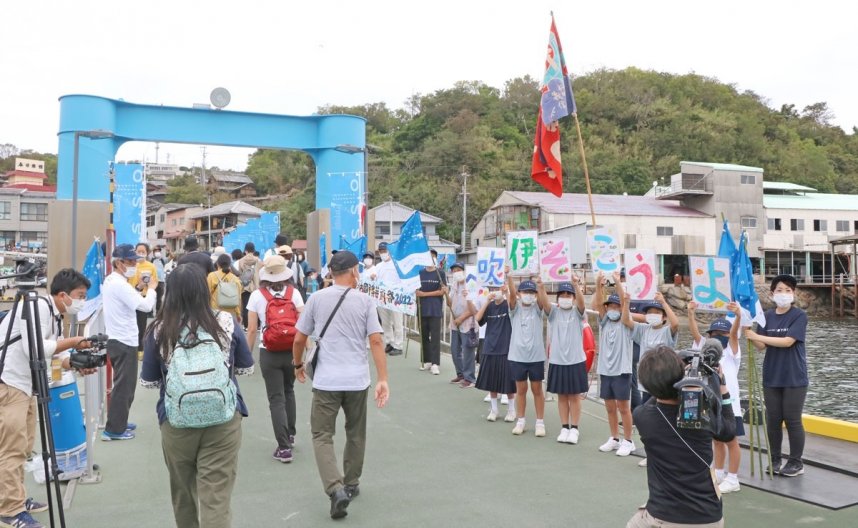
[508,360,545,382]
[599,374,632,401]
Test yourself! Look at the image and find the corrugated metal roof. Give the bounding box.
[190,201,264,219]
[763,181,817,192]
[764,193,858,211]
[681,161,764,173]
[211,171,253,184]
[370,201,442,224]
[503,192,711,218]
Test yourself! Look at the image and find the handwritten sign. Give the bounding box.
[476,247,506,286]
[507,231,540,277]
[588,227,620,273]
[539,237,572,283]
[623,249,657,300]
[689,256,732,312]
[465,265,490,301]
[358,279,417,316]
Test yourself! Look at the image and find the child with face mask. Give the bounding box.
[546,278,589,444]
[471,286,516,422]
[593,271,636,456]
[505,267,551,437]
[688,300,744,492]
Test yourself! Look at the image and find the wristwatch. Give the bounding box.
[292,362,304,370]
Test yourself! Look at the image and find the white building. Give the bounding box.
[367,201,458,255]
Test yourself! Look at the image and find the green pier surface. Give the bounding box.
[27,339,857,528]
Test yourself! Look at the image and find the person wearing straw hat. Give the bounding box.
[246,256,304,464]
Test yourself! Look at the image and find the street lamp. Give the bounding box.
[72,129,114,267]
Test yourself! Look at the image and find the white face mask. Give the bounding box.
[154,252,162,258]
[380,253,390,262]
[520,294,537,306]
[773,293,794,308]
[558,297,575,309]
[123,266,137,278]
[453,271,465,283]
[645,313,664,326]
[64,296,85,315]
[606,310,621,321]
[363,258,374,267]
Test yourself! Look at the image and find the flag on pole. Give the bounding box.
[339,235,367,261]
[78,240,105,321]
[736,231,767,326]
[387,211,434,279]
[320,233,328,277]
[531,15,576,197]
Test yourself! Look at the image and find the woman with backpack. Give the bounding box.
[140,264,254,528]
[246,255,305,463]
[208,254,244,323]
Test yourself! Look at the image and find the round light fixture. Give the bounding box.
[210,87,231,109]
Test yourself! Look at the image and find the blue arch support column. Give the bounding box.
[51,94,365,273]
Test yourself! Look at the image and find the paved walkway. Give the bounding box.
[27,340,858,527]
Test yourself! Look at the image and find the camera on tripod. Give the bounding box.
[674,338,724,431]
[69,334,109,370]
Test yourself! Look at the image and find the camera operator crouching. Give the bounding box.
[0,269,96,528]
[628,344,736,528]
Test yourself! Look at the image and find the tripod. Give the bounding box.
[0,287,67,528]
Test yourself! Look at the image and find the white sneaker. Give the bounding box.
[719,478,740,494]
[483,394,491,402]
[557,428,569,443]
[420,362,431,371]
[430,364,440,375]
[501,394,509,405]
[512,421,525,435]
[504,410,516,423]
[535,423,546,437]
[599,437,621,452]
[616,439,636,457]
[638,458,648,467]
[544,393,555,402]
[565,428,579,444]
[487,410,498,422]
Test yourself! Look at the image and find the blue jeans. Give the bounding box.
[450,330,476,383]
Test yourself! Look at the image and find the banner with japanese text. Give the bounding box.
[587,227,620,273]
[358,279,417,316]
[539,237,572,283]
[506,231,540,277]
[689,256,732,312]
[476,247,506,286]
[623,249,657,300]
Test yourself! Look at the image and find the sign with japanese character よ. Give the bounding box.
[623,249,657,300]
[476,247,506,287]
[539,237,573,283]
[689,256,732,312]
[587,227,620,273]
[506,231,540,277]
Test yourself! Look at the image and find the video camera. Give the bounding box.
[674,338,724,431]
[69,334,109,370]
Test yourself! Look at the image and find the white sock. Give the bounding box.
[715,469,726,481]
[726,473,738,483]
[490,398,499,413]
[536,419,545,426]
[516,418,526,427]
[507,398,515,410]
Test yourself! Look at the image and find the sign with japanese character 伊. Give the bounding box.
[588,227,620,273]
[689,256,732,312]
[476,247,506,287]
[506,231,540,277]
[623,249,657,300]
[539,237,572,283]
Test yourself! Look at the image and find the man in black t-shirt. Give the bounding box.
[629,346,735,527]
[416,250,447,375]
[176,236,213,275]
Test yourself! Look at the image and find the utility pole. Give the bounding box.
[460,165,469,251]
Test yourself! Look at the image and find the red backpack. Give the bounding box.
[260,286,299,352]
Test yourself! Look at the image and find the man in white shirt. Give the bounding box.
[370,243,404,356]
[101,244,157,441]
[0,268,93,528]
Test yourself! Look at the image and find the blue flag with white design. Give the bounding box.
[736,231,766,326]
[78,241,105,321]
[387,211,434,279]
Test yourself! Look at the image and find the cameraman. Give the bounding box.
[0,269,94,528]
[628,346,736,528]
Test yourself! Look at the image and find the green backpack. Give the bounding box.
[215,273,240,309]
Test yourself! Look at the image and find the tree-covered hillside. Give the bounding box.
[244,67,858,241]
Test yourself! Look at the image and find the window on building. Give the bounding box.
[146,216,155,228]
[836,220,849,232]
[790,219,804,231]
[0,202,11,220]
[740,174,756,184]
[375,224,390,237]
[855,220,858,232]
[767,218,782,231]
[741,216,758,229]
[657,226,673,237]
[160,213,166,223]
[20,203,48,222]
[813,219,827,232]
[19,231,48,246]
[172,219,177,226]
[0,231,15,249]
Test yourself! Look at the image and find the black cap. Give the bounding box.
[362,253,375,260]
[275,233,290,246]
[330,251,359,272]
[112,243,142,260]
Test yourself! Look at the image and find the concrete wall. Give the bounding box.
[763,207,858,251]
[306,208,331,271]
[47,200,110,274]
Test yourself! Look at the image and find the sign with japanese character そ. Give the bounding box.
[476,247,505,287]
[587,227,620,273]
[506,231,539,277]
[623,249,657,300]
[539,237,572,283]
[689,256,732,312]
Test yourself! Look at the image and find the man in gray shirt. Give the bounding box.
[293,251,389,520]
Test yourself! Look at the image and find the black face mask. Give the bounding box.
[713,335,729,348]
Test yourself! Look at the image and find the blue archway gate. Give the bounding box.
[51,94,365,272]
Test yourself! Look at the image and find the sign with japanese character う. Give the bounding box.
[623,249,657,300]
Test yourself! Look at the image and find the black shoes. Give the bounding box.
[384,344,393,353]
[344,484,360,499]
[780,459,805,477]
[329,488,350,519]
[388,348,403,356]
[767,458,783,475]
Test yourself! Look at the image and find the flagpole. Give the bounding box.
[572,113,597,227]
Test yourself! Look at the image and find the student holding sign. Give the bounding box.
[505,266,549,438]
[470,285,516,423]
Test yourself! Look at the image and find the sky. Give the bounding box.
[1,0,856,172]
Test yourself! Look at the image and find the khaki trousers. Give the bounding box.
[160,412,242,528]
[310,388,368,495]
[627,508,724,528]
[0,384,36,517]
